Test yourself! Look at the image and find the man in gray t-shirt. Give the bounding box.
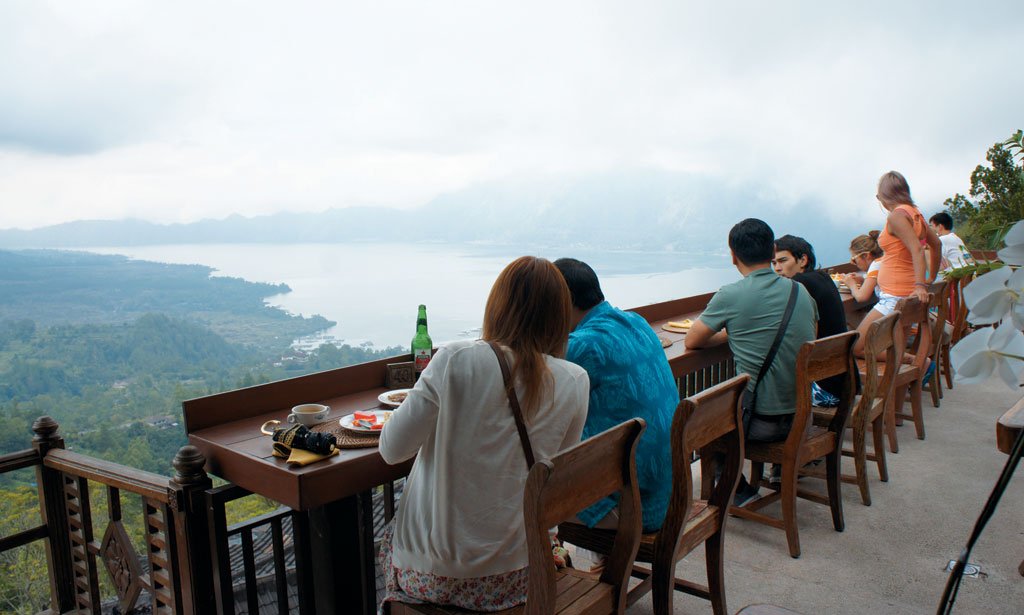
[685,218,817,502]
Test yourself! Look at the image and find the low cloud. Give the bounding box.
[0,1,1021,229]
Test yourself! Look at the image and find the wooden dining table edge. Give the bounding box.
[188,430,414,511]
[996,396,1024,455]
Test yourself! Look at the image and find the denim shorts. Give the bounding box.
[871,291,903,317]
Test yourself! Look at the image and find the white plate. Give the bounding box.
[378,389,411,407]
[339,410,394,434]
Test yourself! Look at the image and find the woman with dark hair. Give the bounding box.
[854,171,941,359]
[377,256,589,612]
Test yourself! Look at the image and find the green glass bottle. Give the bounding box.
[411,304,433,376]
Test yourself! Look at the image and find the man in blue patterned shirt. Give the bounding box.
[555,258,676,533]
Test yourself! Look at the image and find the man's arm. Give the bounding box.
[684,320,727,349]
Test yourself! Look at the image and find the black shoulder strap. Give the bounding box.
[487,341,535,468]
[749,280,801,413]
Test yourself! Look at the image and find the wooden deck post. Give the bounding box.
[169,444,215,615]
[31,416,76,614]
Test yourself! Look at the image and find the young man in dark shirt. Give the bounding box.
[773,234,849,401]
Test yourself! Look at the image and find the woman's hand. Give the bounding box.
[911,284,930,304]
[843,273,863,286]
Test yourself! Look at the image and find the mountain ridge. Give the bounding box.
[0,170,862,265]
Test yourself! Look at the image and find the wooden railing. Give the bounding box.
[0,449,47,556]
[206,483,295,614]
[0,416,215,615]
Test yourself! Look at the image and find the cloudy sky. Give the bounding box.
[0,0,1020,230]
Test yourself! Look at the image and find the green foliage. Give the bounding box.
[0,248,407,612]
[0,486,49,614]
[940,259,1005,280]
[0,315,242,402]
[0,319,35,350]
[945,130,1024,248]
[1004,129,1024,163]
[0,249,334,351]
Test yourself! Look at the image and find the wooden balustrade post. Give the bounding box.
[31,416,76,613]
[169,445,215,615]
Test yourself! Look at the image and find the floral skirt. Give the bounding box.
[377,521,528,614]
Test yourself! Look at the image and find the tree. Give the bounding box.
[0,487,50,613]
[945,130,1024,248]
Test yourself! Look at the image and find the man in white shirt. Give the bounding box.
[929,212,969,271]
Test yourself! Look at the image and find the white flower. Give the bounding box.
[962,266,1024,326]
[997,219,1024,265]
[950,324,1024,388]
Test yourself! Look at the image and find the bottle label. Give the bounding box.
[414,348,432,372]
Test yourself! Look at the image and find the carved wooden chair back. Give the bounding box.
[886,296,931,451]
[657,373,748,615]
[820,311,902,506]
[732,330,858,558]
[389,419,646,615]
[557,376,748,615]
[951,274,974,344]
[926,280,950,406]
[523,418,646,615]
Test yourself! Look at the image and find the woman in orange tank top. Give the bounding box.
[852,171,941,359]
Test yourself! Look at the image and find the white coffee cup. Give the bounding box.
[288,404,330,427]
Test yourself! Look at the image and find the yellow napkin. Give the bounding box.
[668,319,693,329]
[272,442,339,466]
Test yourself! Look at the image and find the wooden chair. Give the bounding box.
[813,312,903,506]
[950,273,974,345]
[730,331,858,558]
[883,296,931,453]
[926,280,950,407]
[559,374,749,615]
[388,418,646,615]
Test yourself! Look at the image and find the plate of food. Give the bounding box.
[340,410,394,434]
[378,389,411,407]
[829,273,851,292]
[662,319,694,333]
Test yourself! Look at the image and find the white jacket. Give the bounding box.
[380,339,589,578]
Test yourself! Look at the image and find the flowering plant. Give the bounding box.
[950,219,1024,387]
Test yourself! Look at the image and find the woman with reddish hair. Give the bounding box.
[378,256,589,612]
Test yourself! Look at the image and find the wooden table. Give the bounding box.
[184,355,415,615]
[628,285,876,378]
[630,292,732,376]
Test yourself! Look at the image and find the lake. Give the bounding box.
[83,243,739,348]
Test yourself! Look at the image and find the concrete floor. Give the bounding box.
[624,376,1024,614]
